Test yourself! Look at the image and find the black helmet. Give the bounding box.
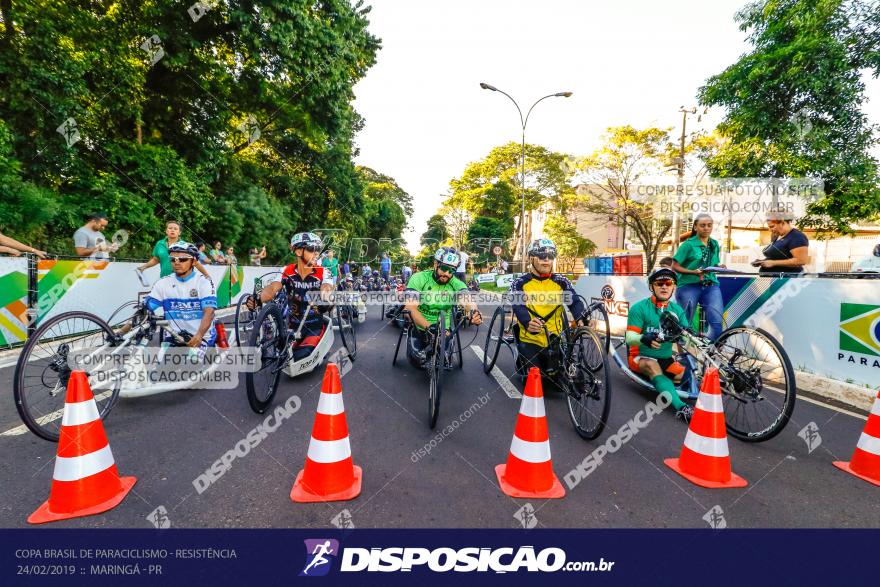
[647,267,678,287]
[168,241,199,259]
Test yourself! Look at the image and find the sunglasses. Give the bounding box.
[170,256,193,263]
[299,245,321,253]
[533,253,556,261]
[436,265,455,274]
[653,279,675,287]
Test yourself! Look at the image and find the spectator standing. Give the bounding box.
[197,242,212,264]
[342,259,351,278]
[751,212,810,274]
[455,250,469,282]
[380,252,391,281]
[210,241,227,264]
[137,220,211,279]
[0,231,47,258]
[361,263,372,278]
[73,213,116,259]
[226,246,238,268]
[249,246,266,266]
[322,248,339,280]
[401,262,413,284]
[671,213,725,341]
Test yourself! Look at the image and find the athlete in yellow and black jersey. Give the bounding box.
[510,238,585,377]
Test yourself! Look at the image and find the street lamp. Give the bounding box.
[480,82,572,273]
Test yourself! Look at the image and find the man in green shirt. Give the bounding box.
[625,267,693,422]
[321,248,339,281]
[404,246,482,366]
[137,220,211,280]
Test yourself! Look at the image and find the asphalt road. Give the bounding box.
[1,307,878,529]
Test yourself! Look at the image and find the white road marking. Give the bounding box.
[470,345,521,399]
[1,390,113,437]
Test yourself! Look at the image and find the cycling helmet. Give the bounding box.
[372,270,379,277]
[527,238,557,258]
[168,241,199,259]
[434,246,461,269]
[647,267,678,287]
[290,231,323,251]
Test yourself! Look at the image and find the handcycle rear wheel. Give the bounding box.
[565,327,612,440]
[14,311,122,442]
[482,306,506,373]
[245,302,287,414]
[713,326,796,442]
[585,302,611,365]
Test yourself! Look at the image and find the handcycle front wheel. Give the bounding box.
[713,326,796,442]
[428,312,445,429]
[245,302,287,414]
[234,294,257,347]
[14,311,123,442]
[585,302,611,362]
[336,304,358,361]
[565,327,612,440]
[482,306,506,373]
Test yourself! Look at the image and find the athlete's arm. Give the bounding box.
[404,289,431,330]
[188,307,215,348]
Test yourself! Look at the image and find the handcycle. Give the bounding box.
[244,282,356,414]
[482,292,612,440]
[610,310,796,442]
[391,307,472,429]
[13,305,225,442]
[234,270,281,347]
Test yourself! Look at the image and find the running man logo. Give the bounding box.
[300,539,339,577]
[839,303,880,358]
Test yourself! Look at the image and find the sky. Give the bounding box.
[352,0,880,251]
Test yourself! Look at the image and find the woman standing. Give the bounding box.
[671,213,724,340]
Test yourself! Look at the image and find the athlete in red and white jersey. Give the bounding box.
[250,232,334,359]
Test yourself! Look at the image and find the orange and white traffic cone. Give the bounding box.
[665,368,747,488]
[29,371,136,524]
[291,363,362,502]
[833,389,880,487]
[495,367,565,499]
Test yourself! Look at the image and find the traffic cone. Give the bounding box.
[833,389,880,487]
[665,368,747,488]
[495,367,565,499]
[29,372,136,524]
[291,363,362,502]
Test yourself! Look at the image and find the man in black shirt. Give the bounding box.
[751,212,809,274]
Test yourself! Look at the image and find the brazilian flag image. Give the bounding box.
[839,303,880,357]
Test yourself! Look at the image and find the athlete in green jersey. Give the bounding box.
[404,246,482,366]
[625,267,693,422]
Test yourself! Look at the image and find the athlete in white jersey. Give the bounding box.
[144,241,218,349]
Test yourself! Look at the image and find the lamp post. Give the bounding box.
[480,82,572,273]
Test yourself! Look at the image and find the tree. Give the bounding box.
[0,0,384,262]
[446,142,574,258]
[573,126,673,269]
[420,214,448,247]
[544,213,596,273]
[698,0,880,233]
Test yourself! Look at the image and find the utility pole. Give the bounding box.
[671,106,698,255]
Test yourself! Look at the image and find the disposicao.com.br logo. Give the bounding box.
[300,542,614,575]
[300,539,340,577]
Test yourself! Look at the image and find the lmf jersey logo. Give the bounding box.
[300,539,340,577]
